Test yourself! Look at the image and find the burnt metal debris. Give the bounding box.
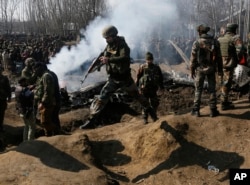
[60,72,194,113]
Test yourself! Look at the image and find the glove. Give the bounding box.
[191,67,196,79]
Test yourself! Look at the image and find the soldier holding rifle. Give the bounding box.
[79,25,158,129]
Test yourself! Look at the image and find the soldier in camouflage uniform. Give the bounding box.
[33,62,57,136]
[21,57,37,86]
[79,25,157,129]
[190,24,223,117]
[136,52,164,124]
[218,23,243,110]
[0,67,11,132]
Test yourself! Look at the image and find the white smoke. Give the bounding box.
[48,0,178,92]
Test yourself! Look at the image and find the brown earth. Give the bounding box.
[0,63,250,185]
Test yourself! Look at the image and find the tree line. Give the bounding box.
[0,0,250,41]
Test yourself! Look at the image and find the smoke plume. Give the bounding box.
[48,0,178,92]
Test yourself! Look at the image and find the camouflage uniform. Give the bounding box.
[218,23,242,110]
[0,68,11,131]
[136,52,164,123]
[190,25,223,117]
[21,57,37,85]
[33,63,56,136]
[80,25,157,128]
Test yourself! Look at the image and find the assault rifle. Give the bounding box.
[81,52,104,84]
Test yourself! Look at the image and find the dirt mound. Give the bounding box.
[0,62,250,185]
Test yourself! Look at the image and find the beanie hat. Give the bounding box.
[145,52,154,60]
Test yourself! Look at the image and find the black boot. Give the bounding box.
[79,117,96,129]
[221,102,234,110]
[191,108,200,117]
[147,107,158,122]
[210,108,220,117]
[143,113,148,124]
[143,117,148,124]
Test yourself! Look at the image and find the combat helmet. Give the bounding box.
[102,25,118,38]
[226,23,238,33]
[145,52,154,60]
[196,24,210,33]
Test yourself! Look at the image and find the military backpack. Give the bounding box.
[196,35,216,74]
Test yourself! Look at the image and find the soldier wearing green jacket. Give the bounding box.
[79,25,157,129]
[33,62,57,136]
[218,23,243,110]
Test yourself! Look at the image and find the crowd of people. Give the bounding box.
[0,33,74,75]
[0,24,249,144]
[0,34,74,141]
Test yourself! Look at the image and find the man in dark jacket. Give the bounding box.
[15,77,36,141]
[0,67,11,132]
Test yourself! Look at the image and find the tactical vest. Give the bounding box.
[218,34,232,57]
[218,33,238,68]
[105,36,130,78]
[139,64,160,90]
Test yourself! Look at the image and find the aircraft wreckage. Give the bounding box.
[60,40,250,112]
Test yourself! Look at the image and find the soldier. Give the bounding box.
[218,23,243,110]
[190,24,223,117]
[21,57,37,86]
[0,67,11,132]
[2,49,10,71]
[79,25,157,129]
[136,52,164,124]
[33,62,57,136]
[15,77,36,141]
[47,66,61,134]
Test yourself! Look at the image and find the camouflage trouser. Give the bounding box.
[90,77,150,117]
[220,68,234,103]
[193,71,217,110]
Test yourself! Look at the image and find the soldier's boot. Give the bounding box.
[210,108,220,117]
[143,113,148,124]
[191,108,200,117]
[147,107,158,122]
[79,117,97,129]
[221,102,234,110]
